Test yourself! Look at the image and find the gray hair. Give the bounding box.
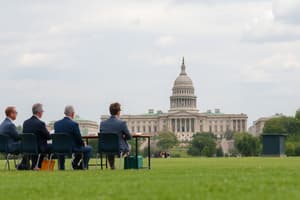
[64,105,75,116]
[32,103,44,115]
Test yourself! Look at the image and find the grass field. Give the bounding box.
[0,157,300,200]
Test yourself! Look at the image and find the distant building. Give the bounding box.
[249,113,284,136]
[48,115,99,136]
[101,58,248,142]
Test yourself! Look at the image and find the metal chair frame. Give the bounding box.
[0,133,20,171]
[96,133,125,170]
[20,133,41,170]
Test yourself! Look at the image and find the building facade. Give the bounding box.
[248,114,284,136]
[48,115,99,136]
[101,58,248,142]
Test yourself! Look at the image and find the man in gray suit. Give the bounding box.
[100,102,132,169]
[0,106,21,153]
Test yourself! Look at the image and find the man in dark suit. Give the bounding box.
[23,103,51,169]
[0,106,21,153]
[54,105,92,170]
[100,102,132,169]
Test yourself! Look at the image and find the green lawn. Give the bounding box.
[0,157,300,200]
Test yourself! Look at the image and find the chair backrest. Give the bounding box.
[20,133,39,154]
[98,133,120,154]
[0,133,9,153]
[51,133,73,154]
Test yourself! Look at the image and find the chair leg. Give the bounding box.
[5,155,10,171]
[48,154,53,171]
[80,153,85,170]
[35,154,41,170]
[100,153,103,170]
[105,155,108,169]
[119,152,123,170]
[70,153,74,170]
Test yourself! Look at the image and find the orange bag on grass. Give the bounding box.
[41,159,56,171]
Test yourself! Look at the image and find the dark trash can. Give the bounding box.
[124,155,143,169]
[262,134,287,157]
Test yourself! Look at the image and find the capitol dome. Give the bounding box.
[169,57,198,112]
[173,58,194,87]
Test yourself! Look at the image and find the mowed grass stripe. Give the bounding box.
[0,158,300,200]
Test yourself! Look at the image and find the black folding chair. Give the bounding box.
[20,133,41,170]
[97,133,125,170]
[50,133,84,170]
[0,133,19,170]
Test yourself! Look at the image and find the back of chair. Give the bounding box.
[98,133,120,154]
[20,133,39,154]
[0,133,9,153]
[51,133,73,154]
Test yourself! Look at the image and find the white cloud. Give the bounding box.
[155,35,176,47]
[18,52,51,66]
[241,53,300,82]
[242,0,300,43]
[273,0,300,24]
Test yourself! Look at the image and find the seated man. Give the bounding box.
[100,102,132,169]
[23,103,51,169]
[0,106,21,153]
[54,105,92,170]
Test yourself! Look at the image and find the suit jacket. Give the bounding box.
[23,116,50,152]
[100,116,132,152]
[54,117,84,148]
[0,118,20,150]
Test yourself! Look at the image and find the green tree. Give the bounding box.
[187,132,216,157]
[234,132,261,156]
[296,109,300,120]
[263,117,288,133]
[286,143,296,156]
[263,116,300,135]
[156,131,178,151]
[224,131,234,140]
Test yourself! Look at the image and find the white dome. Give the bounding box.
[174,74,193,87]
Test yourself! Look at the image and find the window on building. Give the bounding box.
[172,119,175,132]
[191,118,195,132]
[137,126,140,132]
[177,119,180,132]
[209,126,212,132]
[215,125,218,132]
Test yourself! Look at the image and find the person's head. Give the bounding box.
[64,105,75,119]
[109,102,121,117]
[32,103,44,119]
[5,106,18,121]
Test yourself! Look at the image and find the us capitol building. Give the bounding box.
[101,58,248,142]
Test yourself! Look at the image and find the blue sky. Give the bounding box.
[0,0,299,126]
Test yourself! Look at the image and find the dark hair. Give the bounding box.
[109,102,121,116]
[5,106,16,117]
